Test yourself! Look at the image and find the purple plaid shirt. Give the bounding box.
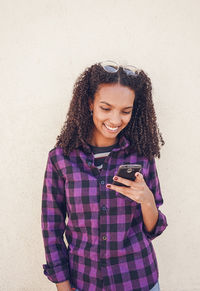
[41,135,167,291]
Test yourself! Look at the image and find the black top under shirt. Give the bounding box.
[89,143,117,170]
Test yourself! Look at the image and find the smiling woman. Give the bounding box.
[88,83,135,147]
[41,61,167,291]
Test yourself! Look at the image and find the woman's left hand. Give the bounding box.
[106,172,154,205]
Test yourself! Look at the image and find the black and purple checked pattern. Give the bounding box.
[41,136,168,291]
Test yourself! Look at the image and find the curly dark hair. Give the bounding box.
[55,62,165,159]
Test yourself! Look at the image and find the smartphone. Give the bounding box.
[113,164,142,187]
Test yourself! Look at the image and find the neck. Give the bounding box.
[88,137,118,147]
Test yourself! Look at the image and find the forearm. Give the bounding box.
[141,191,159,232]
[56,280,72,291]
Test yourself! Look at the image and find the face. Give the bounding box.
[89,83,135,147]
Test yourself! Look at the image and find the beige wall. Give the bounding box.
[1,0,200,290]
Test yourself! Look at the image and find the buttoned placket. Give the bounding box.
[81,136,131,288]
[85,148,112,283]
[97,155,111,287]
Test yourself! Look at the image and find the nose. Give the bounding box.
[108,111,122,126]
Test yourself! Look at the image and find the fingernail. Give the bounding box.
[106,184,111,188]
[113,176,118,180]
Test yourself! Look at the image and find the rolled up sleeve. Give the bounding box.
[41,151,70,283]
[143,157,168,240]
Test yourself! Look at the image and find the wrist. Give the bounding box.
[143,190,155,207]
[56,280,72,291]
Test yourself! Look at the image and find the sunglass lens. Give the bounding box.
[104,65,118,73]
[123,65,140,76]
[100,61,119,73]
[123,69,135,76]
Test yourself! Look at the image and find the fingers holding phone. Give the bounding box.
[106,164,154,204]
[112,164,142,187]
[113,171,144,188]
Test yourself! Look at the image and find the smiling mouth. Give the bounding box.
[104,123,120,132]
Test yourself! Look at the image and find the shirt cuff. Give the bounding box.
[143,209,168,240]
[42,262,70,283]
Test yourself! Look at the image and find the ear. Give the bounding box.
[88,98,94,111]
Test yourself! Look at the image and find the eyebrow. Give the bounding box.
[100,101,133,109]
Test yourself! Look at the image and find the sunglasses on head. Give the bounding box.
[99,60,141,77]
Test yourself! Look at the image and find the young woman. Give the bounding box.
[41,61,168,291]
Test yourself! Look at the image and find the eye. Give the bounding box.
[100,107,132,114]
[122,111,131,115]
[100,107,110,111]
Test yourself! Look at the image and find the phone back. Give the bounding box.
[113,164,142,187]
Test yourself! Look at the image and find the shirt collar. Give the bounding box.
[80,135,130,155]
[112,135,130,152]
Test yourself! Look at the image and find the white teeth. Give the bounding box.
[104,123,119,131]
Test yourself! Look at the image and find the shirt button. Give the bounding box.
[87,161,92,166]
[102,236,107,240]
[100,180,105,185]
[101,205,107,211]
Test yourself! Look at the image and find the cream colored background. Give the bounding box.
[1,0,200,290]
